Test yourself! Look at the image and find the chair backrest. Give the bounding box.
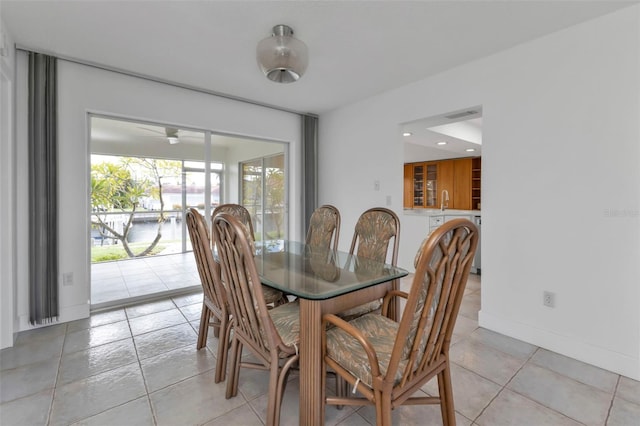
[349,207,400,266]
[213,203,257,253]
[388,218,478,386]
[212,204,255,241]
[186,208,226,311]
[305,205,341,252]
[212,213,288,354]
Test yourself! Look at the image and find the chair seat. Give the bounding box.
[268,300,300,347]
[337,300,382,322]
[326,313,405,387]
[262,284,285,305]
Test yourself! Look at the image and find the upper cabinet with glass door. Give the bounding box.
[403,161,438,208]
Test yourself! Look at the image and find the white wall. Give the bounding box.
[404,141,474,163]
[404,142,481,163]
[13,58,302,333]
[0,19,16,349]
[319,6,640,379]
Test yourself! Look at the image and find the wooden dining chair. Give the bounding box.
[185,208,230,383]
[212,203,287,306]
[212,213,300,426]
[305,204,341,252]
[322,218,479,426]
[339,207,400,320]
[213,203,257,241]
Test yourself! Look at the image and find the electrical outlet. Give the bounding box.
[63,272,74,286]
[543,291,555,308]
[374,180,380,191]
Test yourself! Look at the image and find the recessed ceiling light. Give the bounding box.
[403,132,412,137]
[437,141,447,145]
[465,148,476,152]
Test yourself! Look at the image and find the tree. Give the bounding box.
[91,157,181,258]
[265,167,285,238]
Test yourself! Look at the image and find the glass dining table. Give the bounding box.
[254,241,408,425]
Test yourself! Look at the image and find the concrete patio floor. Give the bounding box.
[91,252,200,310]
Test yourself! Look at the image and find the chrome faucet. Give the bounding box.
[441,190,449,211]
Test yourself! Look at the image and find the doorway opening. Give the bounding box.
[401,106,483,324]
[89,115,288,309]
[401,105,482,273]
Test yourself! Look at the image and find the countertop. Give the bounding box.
[403,209,481,217]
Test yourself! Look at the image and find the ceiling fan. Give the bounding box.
[165,128,180,144]
[138,126,182,144]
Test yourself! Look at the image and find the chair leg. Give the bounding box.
[215,315,231,383]
[197,303,210,350]
[211,314,221,338]
[272,356,298,426]
[225,338,242,399]
[266,362,280,426]
[438,365,456,426]
[334,374,348,409]
[374,388,392,426]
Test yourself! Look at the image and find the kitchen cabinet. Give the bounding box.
[404,157,480,210]
[471,157,481,210]
[453,158,473,210]
[403,162,437,208]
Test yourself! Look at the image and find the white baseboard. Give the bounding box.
[17,303,90,333]
[478,310,640,381]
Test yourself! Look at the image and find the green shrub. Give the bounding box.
[91,243,167,263]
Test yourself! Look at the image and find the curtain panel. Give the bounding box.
[28,52,59,325]
[301,114,318,234]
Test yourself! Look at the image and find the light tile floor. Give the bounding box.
[2,274,639,425]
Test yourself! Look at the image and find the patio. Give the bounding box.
[91,252,201,310]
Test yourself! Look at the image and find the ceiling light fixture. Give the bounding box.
[257,24,308,83]
[465,148,476,152]
[165,128,179,145]
[437,141,447,145]
[403,132,412,137]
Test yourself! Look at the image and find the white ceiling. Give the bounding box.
[90,116,255,149]
[2,0,635,115]
[402,108,484,156]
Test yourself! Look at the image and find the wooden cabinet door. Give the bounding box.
[403,164,413,208]
[438,160,454,209]
[403,163,426,208]
[424,162,438,208]
[453,158,473,210]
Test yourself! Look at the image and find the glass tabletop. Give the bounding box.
[254,240,408,300]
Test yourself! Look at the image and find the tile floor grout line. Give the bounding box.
[46,322,69,426]
[500,346,594,426]
[604,375,622,426]
[124,306,160,426]
[471,344,540,424]
[242,398,268,426]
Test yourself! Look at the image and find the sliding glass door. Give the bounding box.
[90,115,289,308]
[241,153,287,242]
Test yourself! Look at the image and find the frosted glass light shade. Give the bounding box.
[257,25,308,83]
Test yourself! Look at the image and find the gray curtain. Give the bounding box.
[28,52,59,325]
[301,114,318,234]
